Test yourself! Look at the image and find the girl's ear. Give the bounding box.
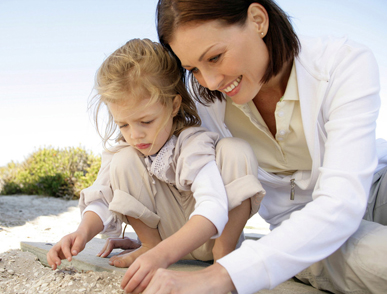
[247,3,269,37]
[172,95,182,117]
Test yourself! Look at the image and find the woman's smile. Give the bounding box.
[221,75,242,96]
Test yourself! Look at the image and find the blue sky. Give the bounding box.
[0,0,386,166]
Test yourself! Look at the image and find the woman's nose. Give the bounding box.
[201,69,223,91]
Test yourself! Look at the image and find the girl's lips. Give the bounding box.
[136,143,151,150]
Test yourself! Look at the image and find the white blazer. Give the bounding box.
[198,36,387,293]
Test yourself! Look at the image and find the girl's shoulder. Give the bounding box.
[177,127,220,148]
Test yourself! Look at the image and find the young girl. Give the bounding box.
[47,38,265,293]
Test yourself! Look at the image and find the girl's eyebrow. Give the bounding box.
[114,113,153,125]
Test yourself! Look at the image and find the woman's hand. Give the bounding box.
[143,263,235,294]
[97,236,141,258]
[47,230,88,270]
[121,247,169,294]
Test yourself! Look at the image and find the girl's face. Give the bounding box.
[169,15,269,105]
[109,96,179,156]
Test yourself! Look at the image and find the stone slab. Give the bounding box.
[21,235,325,294]
[20,237,210,273]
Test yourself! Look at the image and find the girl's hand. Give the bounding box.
[97,236,141,258]
[121,247,169,294]
[46,231,87,270]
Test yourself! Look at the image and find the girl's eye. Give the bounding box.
[209,54,221,63]
[119,124,128,129]
[142,120,153,125]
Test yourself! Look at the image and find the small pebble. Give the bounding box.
[8,269,15,275]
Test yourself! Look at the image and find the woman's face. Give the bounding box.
[170,19,269,105]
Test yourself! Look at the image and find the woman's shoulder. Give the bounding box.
[299,35,372,56]
[297,35,376,80]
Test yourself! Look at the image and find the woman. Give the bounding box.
[140,0,387,293]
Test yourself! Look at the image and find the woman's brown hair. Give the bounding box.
[156,0,300,104]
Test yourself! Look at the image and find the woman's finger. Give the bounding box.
[121,262,140,291]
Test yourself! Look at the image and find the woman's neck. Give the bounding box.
[257,59,293,101]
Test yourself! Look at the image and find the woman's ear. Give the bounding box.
[172,95,182,117]
[247,3,269,37]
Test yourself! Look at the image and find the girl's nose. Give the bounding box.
[130,127,145,139]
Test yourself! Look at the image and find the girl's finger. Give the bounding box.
[61,238,73,261]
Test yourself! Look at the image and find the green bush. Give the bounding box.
[0,147,101,199]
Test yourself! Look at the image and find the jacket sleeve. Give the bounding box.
[189,161,229,238]
[174,128,229,238]
[78,142,129,237]
[217,39,381,293]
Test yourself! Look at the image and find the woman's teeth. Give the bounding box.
[224,76,242,93]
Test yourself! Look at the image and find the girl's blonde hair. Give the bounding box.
[90,38,201,149]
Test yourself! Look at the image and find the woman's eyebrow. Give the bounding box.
[181,44,216,67]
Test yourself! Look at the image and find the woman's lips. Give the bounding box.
[222,76,242,96]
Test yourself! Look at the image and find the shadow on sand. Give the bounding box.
[0,195,78,228]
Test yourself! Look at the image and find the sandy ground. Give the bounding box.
[0,194,270,293]
[0,195,126,293]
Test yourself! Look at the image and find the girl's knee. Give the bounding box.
[110,146,149,191]
[216,137,258,171]
[110,146,143,175]
[216,137,255,158]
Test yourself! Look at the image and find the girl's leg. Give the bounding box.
[212,199,250,261]
[213,137,265,260]
[107,146,164,267]
[108,146,214,266]
[109,216,162,267]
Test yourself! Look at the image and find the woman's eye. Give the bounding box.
[119,124,128,129]
[209,54,221,63]
[189,67,199,74]
[142,120,153,125]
